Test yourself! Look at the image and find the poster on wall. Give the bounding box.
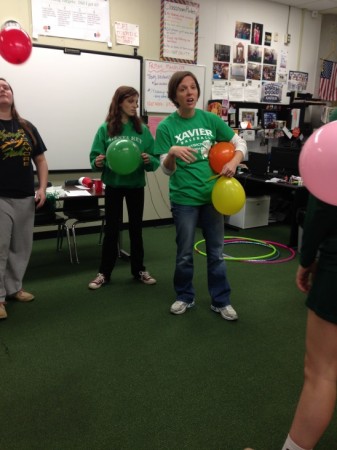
[160,0,199,63]
[31,0,110,42]
[261,82,283,103]
[264,32,272,46]
[262,65,276,82]
[248,45,262,63]
[214,44,231,62]
[263,48,277,66]
[207,100,229,121]
[234,21,251,40]
[213,62,229,80]
[288,71,309,92]
[251,22,263,45]
[247,63,261,81]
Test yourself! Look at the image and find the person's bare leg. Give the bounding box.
[288,309,337,449]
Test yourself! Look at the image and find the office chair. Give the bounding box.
[61,180,105,263]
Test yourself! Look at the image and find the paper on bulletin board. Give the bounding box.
[211,80,229,100]
[115,21,139,46]
[240,130,256,141]
[228,82,245,101]
[31,0,110,42]
[244,82,261,102]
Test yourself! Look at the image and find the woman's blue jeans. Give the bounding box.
[171,202,231,307]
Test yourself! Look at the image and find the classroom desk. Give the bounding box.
[235,173,309,247]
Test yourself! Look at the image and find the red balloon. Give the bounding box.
[209,142,235,173]
[0,27,32,64]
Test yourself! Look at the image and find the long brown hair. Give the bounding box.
[0,77,37,146]
[105,86,142,136]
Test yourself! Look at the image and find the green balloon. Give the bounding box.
[106,139,142,175]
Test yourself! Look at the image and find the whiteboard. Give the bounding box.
[144,60,206,113]
[1,45,142,171]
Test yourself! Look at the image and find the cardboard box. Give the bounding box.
[225,195,271,229]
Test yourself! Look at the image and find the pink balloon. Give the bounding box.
[0,27,32,64]
[299,121,337,205]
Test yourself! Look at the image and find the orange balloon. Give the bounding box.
[209,142,235,173]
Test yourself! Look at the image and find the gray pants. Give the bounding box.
[0,197,35,302]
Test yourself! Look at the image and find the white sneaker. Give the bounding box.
[138,271,156,285]
[170,300,195,315]
[88,273,107,290]
[211,304,238,321]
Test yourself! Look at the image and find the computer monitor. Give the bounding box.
[269,146,300,176]
[247,152,269,176]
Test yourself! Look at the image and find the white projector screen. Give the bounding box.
[1,45,142,171]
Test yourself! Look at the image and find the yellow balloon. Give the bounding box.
[211,176,246,215]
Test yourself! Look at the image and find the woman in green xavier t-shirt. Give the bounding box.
[154,71,247,320]
[88,86,159,290]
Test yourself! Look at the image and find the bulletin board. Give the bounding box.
[144,59,206,113]
[2,44,142,171]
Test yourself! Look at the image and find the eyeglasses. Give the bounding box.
[0,85,11,92]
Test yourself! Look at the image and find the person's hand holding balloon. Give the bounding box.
[141,152,150,165]
[95,154,106,168]
[220,158,238,178]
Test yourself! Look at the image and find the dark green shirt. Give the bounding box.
[300,194,337,271]
[90,121,159,188]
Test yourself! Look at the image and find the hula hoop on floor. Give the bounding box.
[245,239,296,264]
[222,239,280,261]
[194,236,276,260]
[194,236,296,264]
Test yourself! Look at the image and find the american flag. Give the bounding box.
[319,59,337,101]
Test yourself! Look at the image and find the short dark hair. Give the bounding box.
[168,71,200,108]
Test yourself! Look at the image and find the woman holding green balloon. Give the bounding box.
[88,86,159,289]
[154,71,247,320]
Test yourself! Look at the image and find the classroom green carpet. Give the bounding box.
[1,224,336,450]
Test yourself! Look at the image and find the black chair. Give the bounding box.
[61,180,105,263]
[34,181,65,251]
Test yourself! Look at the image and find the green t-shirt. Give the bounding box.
[90,121,159,188]
[154,109,235,205]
